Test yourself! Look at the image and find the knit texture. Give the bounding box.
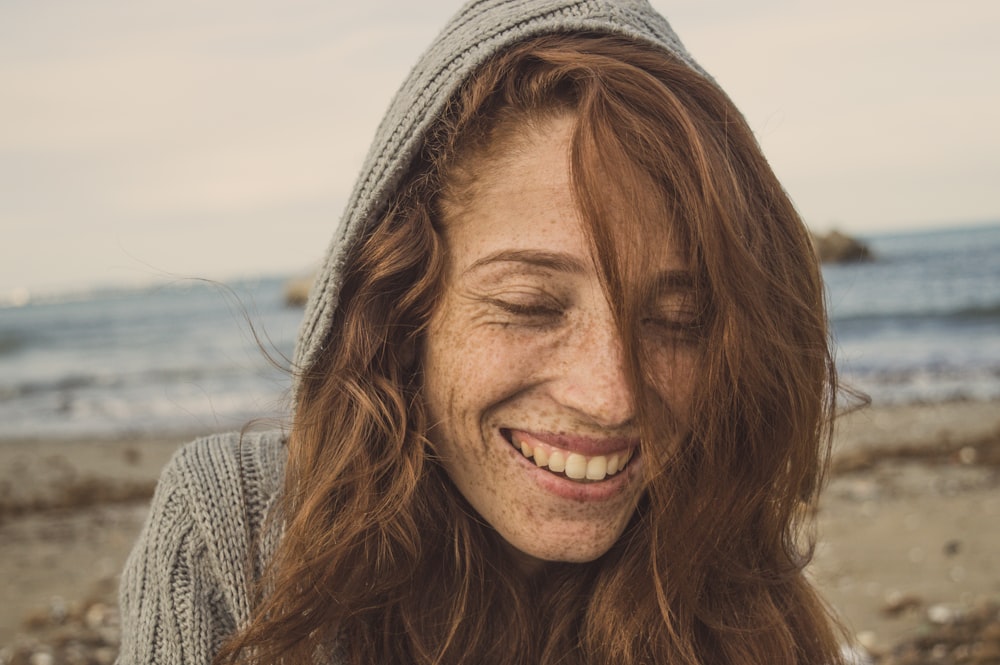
[117,432,286,664]
[291,0,707,398]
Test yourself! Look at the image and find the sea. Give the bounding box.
[1,223,999,441]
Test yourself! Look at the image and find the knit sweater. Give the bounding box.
[118,1,710,662]
[117,432,287,664]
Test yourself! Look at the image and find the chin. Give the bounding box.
[499,524,629,570]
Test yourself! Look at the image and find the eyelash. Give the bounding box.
[487,295,704,340]
[487,297,564,322]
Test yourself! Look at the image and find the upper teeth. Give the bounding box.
[511,432,633,482]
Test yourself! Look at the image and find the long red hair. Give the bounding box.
[218,34,845,665]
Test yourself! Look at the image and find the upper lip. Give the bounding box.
[503,428,639,456]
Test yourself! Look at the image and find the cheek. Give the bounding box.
[421,337,511,506]
[423,321,515,440]
[424,313,542,414]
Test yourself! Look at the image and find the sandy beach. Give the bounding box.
[2,401,999,663]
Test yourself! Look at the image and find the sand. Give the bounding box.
[1,401,998,661]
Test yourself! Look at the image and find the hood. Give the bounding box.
[292,0,711,397]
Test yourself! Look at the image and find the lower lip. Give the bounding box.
[502,435,638,502]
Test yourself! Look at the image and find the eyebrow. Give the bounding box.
[463,250,588,276]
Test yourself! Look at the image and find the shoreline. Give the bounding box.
[0,434,198,520]
[2,399,999,660]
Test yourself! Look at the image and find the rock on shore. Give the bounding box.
[283,274,313,307]
[813,230,874,263]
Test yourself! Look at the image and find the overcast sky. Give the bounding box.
[2,0,998,295]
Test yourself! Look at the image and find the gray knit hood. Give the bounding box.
[292,0,710,397]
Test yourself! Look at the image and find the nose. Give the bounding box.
[550,314,636,429]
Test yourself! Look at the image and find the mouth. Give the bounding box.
[500,428,635,484]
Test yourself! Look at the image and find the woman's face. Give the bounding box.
[422,115,696,569]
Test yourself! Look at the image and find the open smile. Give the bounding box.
[500,429,636,483]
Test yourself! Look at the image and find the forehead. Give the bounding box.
[439,115,687,283]
[440,116,582,263]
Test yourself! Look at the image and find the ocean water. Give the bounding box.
[0,278,302,440]
[1,223,998,440]
[825,223,1000,405]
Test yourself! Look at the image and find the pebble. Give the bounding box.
[83,604,107,631]
[856,630,879,652]
[2,598,120,665]
[927,603,961,624]
[882,592,924,617]
[877,600,1000,664]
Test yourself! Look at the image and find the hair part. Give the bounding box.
[217,33,846,665]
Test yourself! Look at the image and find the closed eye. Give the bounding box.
[488,298,564,318]
[483,297,566,328]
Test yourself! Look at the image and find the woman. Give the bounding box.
[119,1,846,663]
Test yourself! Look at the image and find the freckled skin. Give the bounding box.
[422,116,694,571]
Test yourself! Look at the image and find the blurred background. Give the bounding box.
[1,1,998,662]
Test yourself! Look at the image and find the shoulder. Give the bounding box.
[160,430,286,511]
[154,429,287,573]
[154,431,284,530]
[118,430,288,662]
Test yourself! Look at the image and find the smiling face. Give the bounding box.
[422,114,697,569]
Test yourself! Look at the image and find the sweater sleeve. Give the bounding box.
[116,433,283,664]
